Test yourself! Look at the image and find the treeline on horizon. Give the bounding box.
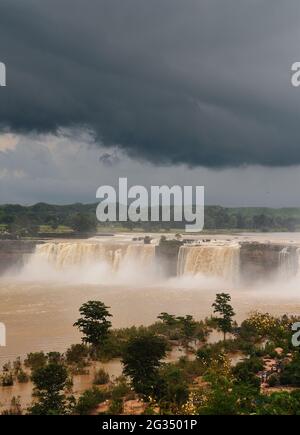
[0,202,300,235]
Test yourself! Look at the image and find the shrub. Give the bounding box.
[268,374,280,387]
[17,369,29,383]
[93,368,110,385]
[108,399,123,414]
[1,372,14,387]
[110,377,131,401]
[24,352,47,371]
[65,344,89,366]
[75,387,106,415]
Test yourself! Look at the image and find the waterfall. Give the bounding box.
[278,247,298,279]
[123,244,156,266]
[177,243,240,282]
[32,241,156,272]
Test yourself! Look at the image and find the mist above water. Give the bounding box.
[5,239,300,299]
[12,241,160,286]
[2,237,300,366]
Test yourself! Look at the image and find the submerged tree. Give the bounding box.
[122,332,167,398]
[74,301,112,349]
[157,312,178,327]
[176,315,197,343]
[212,293,235,340]
[29,363,73,415]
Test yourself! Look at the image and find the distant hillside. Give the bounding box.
[1,202,300,235]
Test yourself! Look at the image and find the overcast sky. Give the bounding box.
[1,0,300,206]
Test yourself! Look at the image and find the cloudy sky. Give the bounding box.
[1,0,300,206]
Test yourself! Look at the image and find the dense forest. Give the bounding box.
[1,202,300,236]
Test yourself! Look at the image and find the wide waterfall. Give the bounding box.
[177,243,240,282]
[14,238,300,285]
[278,247,298,279]
[33,241,156,271]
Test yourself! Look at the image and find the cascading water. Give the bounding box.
[177,243,240,282]
[33,241,156,271]
[279,246,300,280]
[18,241,157,284]
[278,247,298,279]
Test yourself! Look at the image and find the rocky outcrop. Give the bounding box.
[240,243,298,283]
[0,240,38,274]
[155,241,182,277]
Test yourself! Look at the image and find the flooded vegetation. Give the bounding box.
[1,233,300,414]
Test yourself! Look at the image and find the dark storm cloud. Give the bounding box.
[1,0,300,167]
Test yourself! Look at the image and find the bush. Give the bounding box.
[93,368,110,385]
[94,335,122,361]
[13,358,22,373]
[110,377,131,401]
[75,387,106,415]
[1,372,14,387]
[108,399,123,414]
[47,352,63,364]
[280,355,300,386]
[17,369,29,383]
[232,357,263,388]
[65,344,89,366]
[268,374,280,387]
[24,352,47,371]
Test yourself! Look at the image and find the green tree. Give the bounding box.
[212,293,235,340]
[122,333,167,398]
[157,312,178,327]
[176,315,197,343]
[75,387,106,415]
[70,213,96,233]
[257,391,300,415]
[198,374,259,415]
[154,365,189,413]
[29,363,73,415]
[280,353,300,386]
[24,352,47,371]
[65,343,89,365]
[74,301,112,349]
[232,356,263,388]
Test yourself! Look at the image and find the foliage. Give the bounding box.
[74,301,112,348]
[257,391,300,415]
[110,377,131,401]
[17,369,29,383]
[280,353,300,386]
[70,212,97,233]
[1,372,14,387]
[29,363,73,415]
[93,368,110,385]
[176,315,197,342]
[154,365,189,413]
[212,293,235,340]
[232,357,263,388]
[3,202,300,236]
[122,333,168,398]
[75,387,106,415]
[24,352,47,371]
[65,343,89,365]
